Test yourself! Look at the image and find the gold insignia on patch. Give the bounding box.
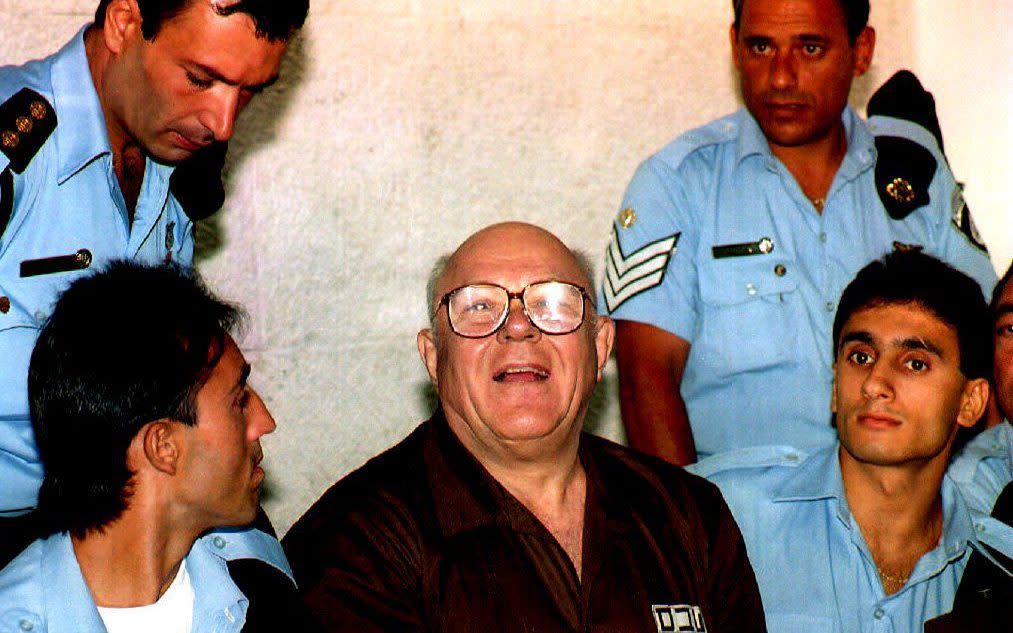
[886,177,916,204]
[15,116,32,134]
[892,241,923,253]
[29,100,47,120]
[618,208,637,229]
[1,130,19,149]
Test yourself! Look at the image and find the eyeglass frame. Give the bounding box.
[435,280,595,339]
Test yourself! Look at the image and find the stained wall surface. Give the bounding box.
[2,1,1009,534]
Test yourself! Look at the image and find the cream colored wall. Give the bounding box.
[3,1,1008,534]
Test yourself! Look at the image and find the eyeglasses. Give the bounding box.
[437,281,592,338]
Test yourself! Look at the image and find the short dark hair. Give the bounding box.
[990,261,1013,322]
[29,262,242,537]
[833,250,991,381]
[732,0,870,45]
[95,0,309,41]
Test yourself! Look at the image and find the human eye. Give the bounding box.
[997,319,1013,338]
[185,69,214,90]
[801,43,825,57]
[749,42,771,56]
[234,388,251,410]
[903,357,930,373]
[846,349,874,366]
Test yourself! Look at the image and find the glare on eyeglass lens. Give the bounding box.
[442,281,589,338]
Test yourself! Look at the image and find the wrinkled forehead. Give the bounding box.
[440,230,590,295]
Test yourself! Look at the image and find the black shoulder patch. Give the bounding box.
[873,135,936,220]
[0,88,57,174]
[868,71,941,220]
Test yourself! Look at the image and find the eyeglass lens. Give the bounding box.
[448,282,585,337]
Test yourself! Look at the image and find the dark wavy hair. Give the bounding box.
[732,0,870,45]
[29,261,242,537]
[833,250,991,380]
[95,0,309,41]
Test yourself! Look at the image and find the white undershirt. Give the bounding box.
[96,561,194,633]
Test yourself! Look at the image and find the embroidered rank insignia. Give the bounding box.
[0,88,56,174]
[951,187,988,253]
[652,604,707,632]
[602,225,679,313]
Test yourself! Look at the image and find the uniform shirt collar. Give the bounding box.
[771,444,981,573]
[50,26,112,184]
[40,533,107,633]
[734,105,877,180]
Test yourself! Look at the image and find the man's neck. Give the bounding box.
[839,447,948,594]
[71,507,201,608]
[767,121,849,213]
[83,27,146,219]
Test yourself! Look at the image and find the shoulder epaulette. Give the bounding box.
[866,71,939,221]
[688,445,807,479]
[0,88,56,174]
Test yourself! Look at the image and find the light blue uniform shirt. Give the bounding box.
[0,27,194,513]
[948,421,1013,517]
[602,107,997,459]
[690,445,1013,633]
[0,528,292,633]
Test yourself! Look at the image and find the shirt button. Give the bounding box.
[213,535,227,549]
[976,522,986,533]
[746,283,757,296]
[825,301,835,312]
[19,620,33,632]
[820,232,828,243]
[0,296,10,314]
[34,310,46,324]
[873,607,885,620]
[774,264,787,277]
[785,452,800,462]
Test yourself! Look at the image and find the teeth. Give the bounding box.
[501,367,549,378]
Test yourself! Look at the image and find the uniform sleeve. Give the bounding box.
[600,155,702,343]
[282,488,426,633]
[924,155,998,296]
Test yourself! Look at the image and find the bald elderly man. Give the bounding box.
[283,222,766,633]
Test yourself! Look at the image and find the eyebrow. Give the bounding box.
[191,62,280,92]
[231,363,252,395]
[838,331,944,358]
[997,305,1013,319]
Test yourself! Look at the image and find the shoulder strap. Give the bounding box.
[0,88,57,240]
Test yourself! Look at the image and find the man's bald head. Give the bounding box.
[427,223,597,325]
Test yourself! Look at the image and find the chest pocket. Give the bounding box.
[695,255,800,378]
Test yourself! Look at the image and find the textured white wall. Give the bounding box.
[2,1,1008,534]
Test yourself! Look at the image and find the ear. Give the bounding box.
[141,419,181,476]
[102,0,143,55]
[729,24,742,71]
[593,315,615,382]
[956,378,989,428]
[417,329,439,387]
[852,26,876,77]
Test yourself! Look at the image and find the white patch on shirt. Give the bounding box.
[603,225,679,313]
[652,604,708,632]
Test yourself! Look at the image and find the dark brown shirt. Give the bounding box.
[283,410,767,633]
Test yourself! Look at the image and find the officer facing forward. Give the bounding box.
[0,0,308,514]
[602,0,996,465]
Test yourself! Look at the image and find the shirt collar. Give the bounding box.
[50,26,112,184]
[424,408,627,540]
[40,533,107,633]
[734,105,877,180]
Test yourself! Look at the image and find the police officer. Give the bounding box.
[0,0,308,516]
[601,0,997,465]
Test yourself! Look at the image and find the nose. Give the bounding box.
[202,87,241,142]
[247,390,277,440]
[770,49,798,91]
[496,297,540,342]
[860,363,893,401]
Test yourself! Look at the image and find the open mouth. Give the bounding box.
[493,365,550,383]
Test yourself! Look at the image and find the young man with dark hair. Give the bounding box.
[603,0,996,466]
[691,251,1010,632]
[0,0,308,514]
[0,262,305,632]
